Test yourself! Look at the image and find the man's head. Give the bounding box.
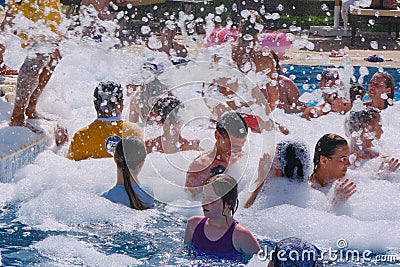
[215,112,248,155]
[93,81,123,117]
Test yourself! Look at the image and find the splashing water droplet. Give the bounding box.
[277,4,284,11]
[321,3,329,11]
[369,19,375,25]
[141,26,151,35]
[370,41,378,50]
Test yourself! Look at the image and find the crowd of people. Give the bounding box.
[1,2,399,265]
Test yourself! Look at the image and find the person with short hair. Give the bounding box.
[185,112,248,197]
[65,81,143,161]
[364,71,395,110]
[309,134,356,210]
[145,96,201,154]
[267,237,324,267]
[245,140,310,208]
[102,136,154,209]
[184,173,260,261]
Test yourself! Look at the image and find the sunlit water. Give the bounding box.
[1,27,400,266]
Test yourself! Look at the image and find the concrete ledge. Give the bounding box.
[0,126,50,182]
[310,26,352,37]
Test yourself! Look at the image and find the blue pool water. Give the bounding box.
[283,64,400,103]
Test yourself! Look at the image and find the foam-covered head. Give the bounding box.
[349,84,366,103]
[271,237,323,267]
[344,107,381,148]
[154,95,183,124]
[93,81,123,117]
[276,140,310,182]
[239,9,264,37]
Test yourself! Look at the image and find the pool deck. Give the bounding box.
[283,31,400,68]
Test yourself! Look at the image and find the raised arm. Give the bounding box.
[245,153,271,208]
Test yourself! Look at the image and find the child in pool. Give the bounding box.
[102,136,154,209]
[309,134,356,209]
[344,106,400,179]
[244,140,310,208]
[184,174,260,260]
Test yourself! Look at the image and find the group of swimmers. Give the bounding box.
[1,2,399,264]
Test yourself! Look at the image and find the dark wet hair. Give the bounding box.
[93,81,123,116]
[154,95,182,124]
[238,10,264,37]
[374,71,395,108]
[345,107,380,138]
[312,134,348,175]
[206,174,238,217]
[349,84,366,103]
[276,140,310,182]
[209,165,226,177]
[216,112,248,138]
[114,137,148,210]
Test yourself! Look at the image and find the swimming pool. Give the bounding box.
[2,33,400,266]
[283,64,400,104]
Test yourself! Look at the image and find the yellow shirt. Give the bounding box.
[7,0,62,47]
[67,119,143,161]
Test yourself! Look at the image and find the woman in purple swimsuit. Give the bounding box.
[184,174,260,260]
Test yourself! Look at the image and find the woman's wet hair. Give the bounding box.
[344,106,380,139]
[374,71,395,108]
[276,140,310,182]
[238,9,264,37]
[93,81,123,116]
[216,112,248,138]
[270,50,282,75]
[312,134,348,175]
[349,84,366,103]
[154,95,182,124]
[205,174,238,217]
[114,137,148,210]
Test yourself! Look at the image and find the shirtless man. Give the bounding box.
[185,112,248,197]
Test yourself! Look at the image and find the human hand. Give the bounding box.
[379,157,400,173]
[301,107,316,120]
[54,125,68,147]
[332,178,356,204]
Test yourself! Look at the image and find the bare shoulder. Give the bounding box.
[233,222,260,254]
[184,216,204,244]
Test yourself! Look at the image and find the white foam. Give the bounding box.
[33,236,141,266]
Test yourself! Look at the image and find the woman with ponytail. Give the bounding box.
[184,174,260,261]
[244,140,310,208]
[102,136,154,209]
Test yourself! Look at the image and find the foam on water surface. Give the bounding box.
[1,25,400,265]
